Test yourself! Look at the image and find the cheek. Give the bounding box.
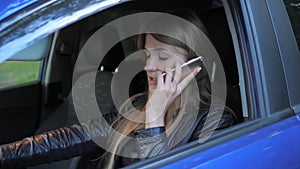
[158,62,172,71]
[166,59,184,68]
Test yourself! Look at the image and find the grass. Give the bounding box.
[0,61,41,89]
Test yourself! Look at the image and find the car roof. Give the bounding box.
[0,0,39,22]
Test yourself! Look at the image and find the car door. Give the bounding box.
[0,59,42,144]
[0,33,57,144]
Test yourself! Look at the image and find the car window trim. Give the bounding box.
[223,0,249,119]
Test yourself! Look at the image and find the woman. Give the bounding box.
[0,10,236,169]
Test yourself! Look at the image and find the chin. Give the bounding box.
[148,85,156,92]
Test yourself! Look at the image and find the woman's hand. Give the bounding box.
[145,63,202,128]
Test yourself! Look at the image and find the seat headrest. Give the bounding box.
[78,25,125,73]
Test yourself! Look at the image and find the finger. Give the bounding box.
[165,67,173,87]
[157,71,164,87]
[173,62,182,84]
[177,67,202,93]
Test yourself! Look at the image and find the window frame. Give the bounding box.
[283,0,300,51]
[266,0,300,114]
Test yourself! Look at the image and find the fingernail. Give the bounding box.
[197,67,202,72]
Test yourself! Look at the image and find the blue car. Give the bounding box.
[0,0,299,169]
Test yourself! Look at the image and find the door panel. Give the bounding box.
[0,82,41,144]
[159,115,300,169]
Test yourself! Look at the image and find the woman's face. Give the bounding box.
[144,34,188,92]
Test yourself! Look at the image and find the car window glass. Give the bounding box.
[8,35,52,61]
[0,61,41,89]
[284,0,300,51]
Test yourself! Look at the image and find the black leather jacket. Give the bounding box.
[0,100,235,169]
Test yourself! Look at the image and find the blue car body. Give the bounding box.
[161,114,300,169]
[0,0,38,22]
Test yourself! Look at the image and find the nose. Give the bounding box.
[144,57,157,72]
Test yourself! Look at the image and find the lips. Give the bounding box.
[148,76,157,85]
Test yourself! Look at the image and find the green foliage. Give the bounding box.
[0,61,41,89]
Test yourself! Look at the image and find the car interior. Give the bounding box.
[0,0,245,168]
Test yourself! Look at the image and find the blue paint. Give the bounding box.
[161,115,300,169]
[0,0,39,22]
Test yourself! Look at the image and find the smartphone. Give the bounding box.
[162,56,203,76]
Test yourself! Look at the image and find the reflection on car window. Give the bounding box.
[284,0,300,51]
[0,61,41,89]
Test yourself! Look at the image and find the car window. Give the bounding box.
[8,35,52,61]
[284,0,300,51]
[0,34,52,89]
[0,60,41,89]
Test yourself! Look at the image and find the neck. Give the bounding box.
[165,96,181,129]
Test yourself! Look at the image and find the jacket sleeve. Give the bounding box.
[0,117,110,169]
[190,107,235,142]
[131,107,235,160]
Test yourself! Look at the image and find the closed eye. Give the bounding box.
[158,51,170,60]
[158,55,168,60]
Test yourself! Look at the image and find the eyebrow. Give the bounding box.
[154,48,168,51]
[145,48,168,52]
